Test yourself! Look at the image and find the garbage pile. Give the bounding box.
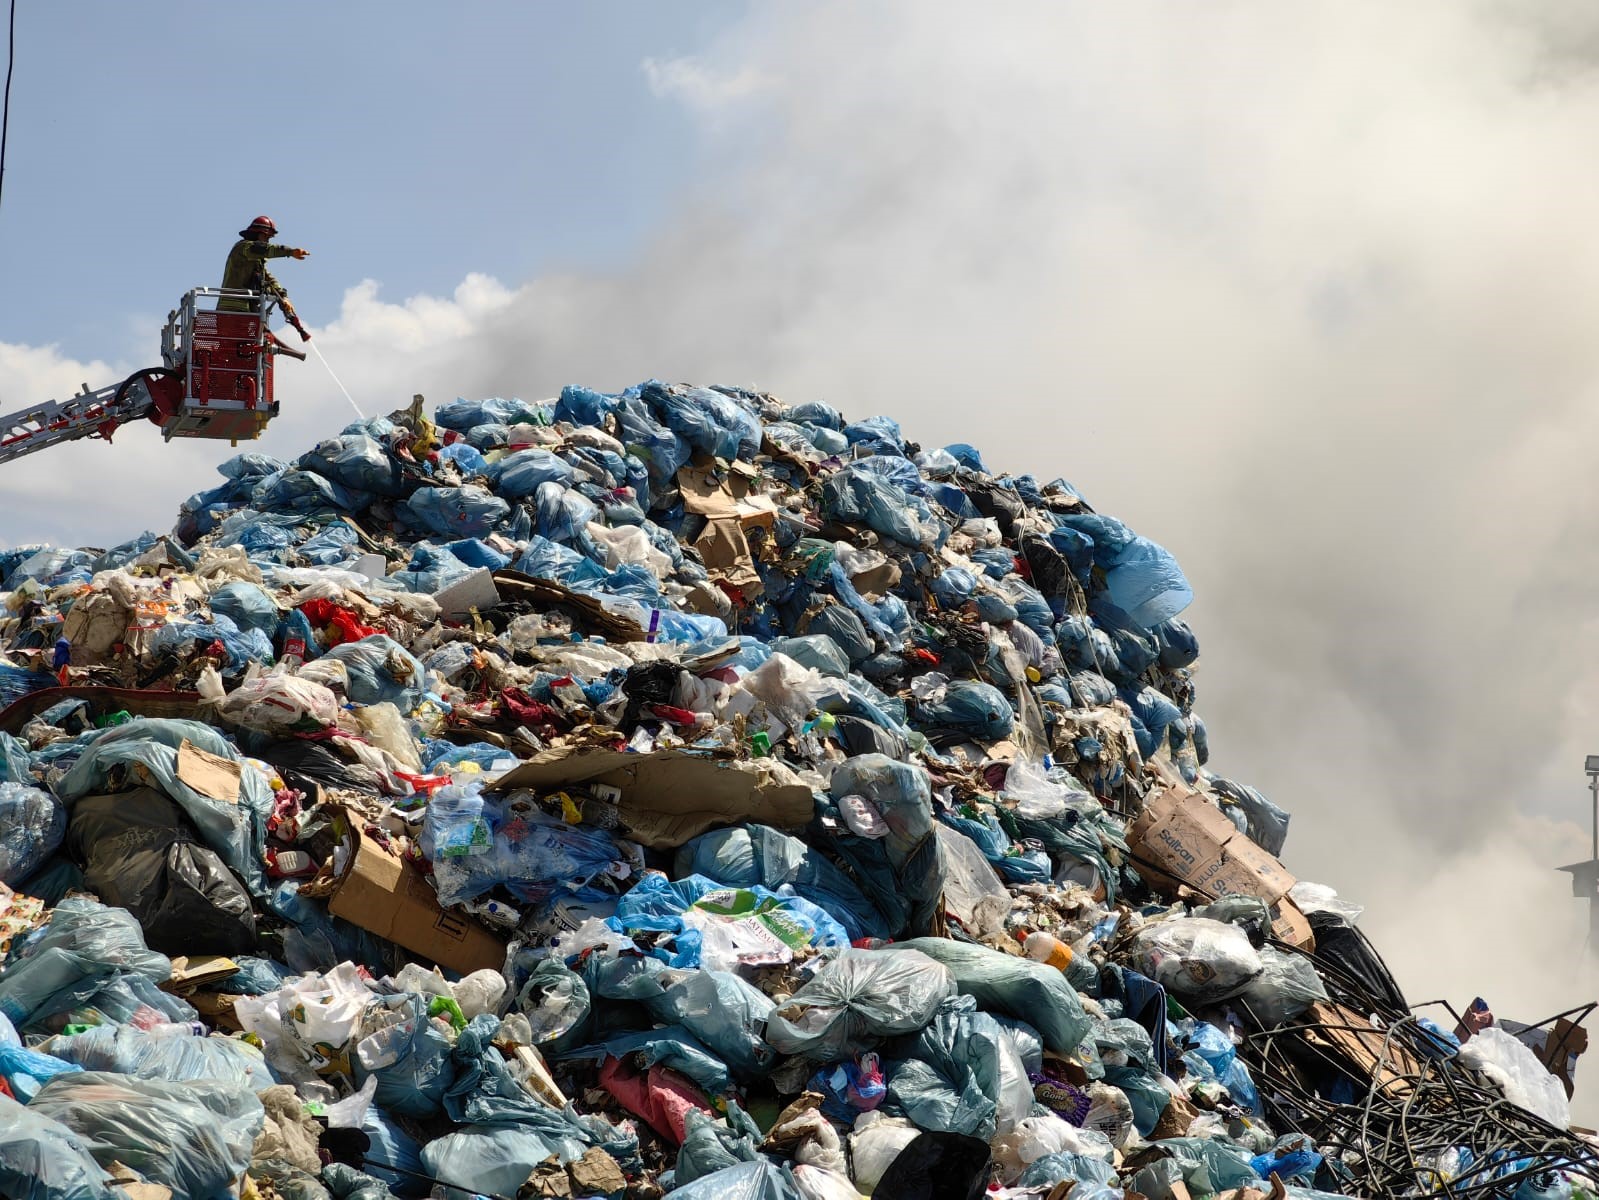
[0,381,1592,1200]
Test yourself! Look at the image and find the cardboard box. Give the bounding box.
[492,745,816,849]
[1129,786,1314,949]
[314,810,506,975]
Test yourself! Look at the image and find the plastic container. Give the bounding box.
[1022,930,1075,972]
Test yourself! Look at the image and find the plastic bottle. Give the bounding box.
[1022,930,1075,972]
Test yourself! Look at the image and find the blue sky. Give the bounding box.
[0,2,742,361]
[4,1,1599,1049]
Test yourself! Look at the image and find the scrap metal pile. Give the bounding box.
[0,381,1591,1200]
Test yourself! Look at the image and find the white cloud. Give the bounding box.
[641,54,771,113]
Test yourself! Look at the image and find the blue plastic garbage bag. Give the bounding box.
[442,1014,553,1126]
[464,422,513,450]
[641,381,760,461]
[511,535,609,587]
[0,1094,117,1200]
[490,448,575,498]
[44,1021,270,1090]
[208,580,280,638]
[615,394,691,492]
[150,612,275,678]
[788,399,842,429]
[299,433,411,498]
[673,825,891,943]
[0,1041,81,1102]
[931,567,980,608]
[765,947,956,1061]
[252,467,371,514]
[0,731,32,784]
[644,969,777,1080]
[268,882,397,976]
[821,464,930,547]
[887,938,1092,1053]
[534,480,599,543]
[5,547,94,590]
[297,521,360,566]
[514,956,593,1057]
[1155,618,1200,669]
[443,537,510,571]
[0,663,57,708]
[0,897,175,1028]
[55,719,272,895]
[0,782,63,885]
[433,396,549,430]
[555,384,620,425]
[610,873,850,958]
[1179,1018,1262,1115]
[30,1071,264,1200]
[1018,1156,1119,1189]
[423,1124,580,1200]
[939,811,1050,884]
[362,1105,429,1198]
[1144,1139,1261,1195]
[1055,513,1193,630]
[1210,777,1292,857]
[436,440,489,476]
[917,680,1015,739]
[353,993,459,1118]
[768,634,850,678]
[399,485,509,538]
[321,635,426,711]
[670,1161,801,1200]
[215,956,296,995]
[885,995,1034,1142]
[89,530,160,573]
[425,791,627,908]
[844,415,905,455]
[552,1025,733,1096]
[1251,1135,1324,1183]
[829,560,911,643]
[673,1105,763,1187]
[825,756,944,936]
[805,604,874,664]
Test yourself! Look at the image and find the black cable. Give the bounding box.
[0,0,13,211]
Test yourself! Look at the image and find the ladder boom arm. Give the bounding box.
[0,372,165,467]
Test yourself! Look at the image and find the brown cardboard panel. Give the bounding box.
[493,746,816,849]
[176,739,242,805]
[321,812,506,975]
[694,517,764,597]
[1129,786,1297,906]
[1301,1001,1420,1097]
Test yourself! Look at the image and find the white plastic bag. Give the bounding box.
[1129,917,1264,1004]
[935,825,1009,941]
[849,1113,920,1191]
[355,701,423,771]
[1458,1026,1571,1128]
[208,670,341,733]
[794,1164,864,1200]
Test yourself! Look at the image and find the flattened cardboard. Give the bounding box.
[695,517,764,597]
[320,810,506,974]
[492,746,816,849]
[1129,787,1314,948]
[161,955,240,994]
[176,739,242,806]
[1301,1000,1420,1097]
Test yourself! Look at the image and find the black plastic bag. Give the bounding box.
[874,1131,992,1200]
[67,787,256,955]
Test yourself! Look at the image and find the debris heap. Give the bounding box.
[0,381,1591,1200]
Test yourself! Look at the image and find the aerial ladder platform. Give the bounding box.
[0,287,305,467]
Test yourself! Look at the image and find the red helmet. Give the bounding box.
[239,215,277,238]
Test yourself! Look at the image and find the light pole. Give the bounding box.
[1558,757,1599,953]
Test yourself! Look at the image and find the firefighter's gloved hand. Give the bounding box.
[291,248,309,259]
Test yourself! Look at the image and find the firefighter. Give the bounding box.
[219,216,309,331]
